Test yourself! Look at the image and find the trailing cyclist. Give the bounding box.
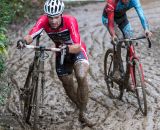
[17,0,94,127]
[102,0,152,81]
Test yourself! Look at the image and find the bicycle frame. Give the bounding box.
[111,36,150,87]
[23,37,46,127]
[127,42,144,89]
[104,35,151,115]
[18,36,61,129]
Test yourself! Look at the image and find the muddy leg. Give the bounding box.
[59,74,79,108]
[113,43,122,80]
[74,61,89,113]
[74,61,94,127]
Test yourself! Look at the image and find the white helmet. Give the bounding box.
[44,0,64,17]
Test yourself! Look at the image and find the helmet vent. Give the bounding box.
[59,6,61,11]
[51,7,54,13]
[48,6,50,12]
[56,0,58,5]
[55,6,57,12]
[45,5,47,11]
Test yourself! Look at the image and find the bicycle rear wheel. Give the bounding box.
[104,49,123,99]
[132,59,147,116]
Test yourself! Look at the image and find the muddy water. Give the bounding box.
[2,0,160,130]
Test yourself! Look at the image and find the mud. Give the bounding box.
[1,1,160,130]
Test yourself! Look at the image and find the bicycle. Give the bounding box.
[17,35,65,130]
[104,35,152,116]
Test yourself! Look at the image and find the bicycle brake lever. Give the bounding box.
[147,37,152,48]
[60,49,65,65]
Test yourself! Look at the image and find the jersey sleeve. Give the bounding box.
[67,17,81,45]
[105,0,116,36]
[29,15,46,39]
[133,0,149,30]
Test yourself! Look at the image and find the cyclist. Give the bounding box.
[102,0,152,80]
[17,0,93,127]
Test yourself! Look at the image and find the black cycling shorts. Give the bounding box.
[56,51,88,76]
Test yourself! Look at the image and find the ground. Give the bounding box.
[0,0,160,130]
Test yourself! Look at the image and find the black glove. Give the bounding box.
[145,30,152,38]
[17,39,27,49]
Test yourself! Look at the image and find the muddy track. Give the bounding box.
[3,1,160,130]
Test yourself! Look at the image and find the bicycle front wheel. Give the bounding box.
[32,60,45,130]
[133,59,147,116]
[24,60,44,130]
[33,72,44,130]
[21,63,34,124]
[104,49,123,99]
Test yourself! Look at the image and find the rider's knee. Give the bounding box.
[74,62,89,80]
[76,74,86,82]
[59,75,73,85]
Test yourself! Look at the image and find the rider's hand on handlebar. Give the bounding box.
[145,30,152,48]
[24,35,33,44]
[111,35,119,45]
[17,39,27,49]
[145,29,152,37]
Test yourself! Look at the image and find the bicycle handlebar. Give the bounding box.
[118,36,152,48]
[25,45,61,52]
[17,39,66,64]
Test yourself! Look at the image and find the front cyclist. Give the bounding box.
[17,0,94,127]
[102,0,152,80]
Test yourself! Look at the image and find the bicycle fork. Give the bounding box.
[129,57,145,90]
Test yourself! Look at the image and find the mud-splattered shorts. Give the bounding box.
[56,51,89,76]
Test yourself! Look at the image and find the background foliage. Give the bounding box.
[0,0,44,105]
